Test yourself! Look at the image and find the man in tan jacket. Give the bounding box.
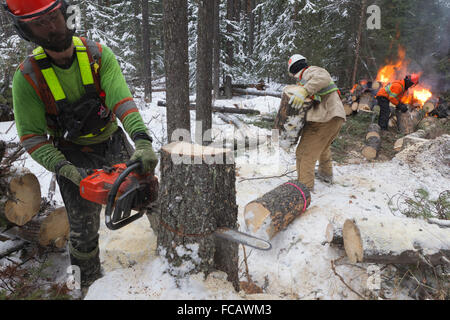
[287,54,346,191]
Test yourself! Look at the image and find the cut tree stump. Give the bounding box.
[361,124,381,160]
[343,216,450,265]
[274,85,315,151]
[396,107,424,134]
[12,206,69,248]
[243,180,311,239]
[0,166,41,226]
[156,141,239,290]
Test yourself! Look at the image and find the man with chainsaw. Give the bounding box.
[4,0,158,289]
[375,74,419,131]
[287,54,346,191]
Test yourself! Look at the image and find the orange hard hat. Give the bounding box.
[410,74,420,85]
[5,0,61,20]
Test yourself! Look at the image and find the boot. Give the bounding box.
[315,171,333,184]
[69,243,103,297]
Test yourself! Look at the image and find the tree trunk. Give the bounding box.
[0,167,41,226]
[142,0,152,102]
[225,0,235,99]
[163,0,191,141]
[196,0,214,145]
[248,0,255,57]
[343,216,450,265]
[362,123,381,160]
[396,107,424,134]
[212,0,220,99]
[156,141,239,290]
[351,0,367,87]
[244,180,311,239]
[274,85,315,151]
[12,206,69,248]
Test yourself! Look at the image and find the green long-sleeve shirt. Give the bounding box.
[12,40,148,173]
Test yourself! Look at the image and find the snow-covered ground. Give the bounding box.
[0,87,448,300]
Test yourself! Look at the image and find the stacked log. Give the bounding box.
[274,85,315,151]
[343,216,450,265]
[243,180,311,239]
[361,123,381,160]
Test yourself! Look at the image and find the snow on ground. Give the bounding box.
[1,87,448,300]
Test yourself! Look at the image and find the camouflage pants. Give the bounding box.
[55,127,134,285]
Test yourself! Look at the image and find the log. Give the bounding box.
[231,88,282,98]
[0,166,41,226]
[343,216,450,265]
[396,107,424,134]
[325,223,343,246]
[343,103,353,116]
[358,92,374,111]
[157,100,260,115]
[243,180,311,239]
[423,99,439,114]
[156,141,239,290]
[12,206,69,248]
[388,115,397,128]
[274,85,315,151]
[351,102,359,111]
[393,138,404,152]
[361,123,381,160]
[371,81,381,91]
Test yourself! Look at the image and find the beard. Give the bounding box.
[27,25,75,52]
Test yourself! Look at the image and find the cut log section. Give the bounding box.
[0,166,41,226]
[423,99,439,114]
[156,141,239,290]
[371,81,382,91]
[343,216,450,265]
[361,124,381,160]
[388,115,397,128]
[396,107,424,134]
[351,102,359,111]
[244,180,311,239]
[357,92,374,111]
[12,206,69,248]
[274,85,315,151]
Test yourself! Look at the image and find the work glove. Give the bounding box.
[129,139,158,174]
[58,164,88,186]
[289,87,309,109]
[397,103,408,113]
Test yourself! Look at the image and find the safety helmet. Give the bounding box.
[288,54,307,77]
[3,0,71,42]
[404,74,419,89]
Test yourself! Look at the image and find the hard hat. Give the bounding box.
[288,54,307,77]
[410,74,420,85]
[3,0,71,42]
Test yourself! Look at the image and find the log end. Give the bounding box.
[39,207,69,247]
[343,219,364,263]
[244,202,271,236]
[5,172,41,226]
[325,223,334,243]
[362,146,378,160]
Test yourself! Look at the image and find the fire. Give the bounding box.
[376,46,409,85]
[413,87,432,106]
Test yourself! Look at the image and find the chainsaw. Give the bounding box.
[79,162,271,250]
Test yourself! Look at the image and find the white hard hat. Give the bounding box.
[288,54,307,76]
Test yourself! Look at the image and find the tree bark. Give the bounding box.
[274,85,315,151]
[225,0,235,99]
[248,0,255,57]
[343,216,450,265]
[142,0,152,101]
[196,0,214,145]
[212,0,220,99]
[351,0,367,87]
[163,0,191,141]
[244,180,311,239]
[0,167,41,226]
[362,123,381,160]
[156,141,239,290]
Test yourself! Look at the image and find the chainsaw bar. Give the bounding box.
[214,227,272,251]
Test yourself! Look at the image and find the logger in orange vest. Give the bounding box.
[376,74,419,130]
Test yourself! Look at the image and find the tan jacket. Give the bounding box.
[294,66,346,123]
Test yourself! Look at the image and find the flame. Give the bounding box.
[376,47,409,84]
[413,87,432,105]
[350,84,357,94]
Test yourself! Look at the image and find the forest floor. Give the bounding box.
[0,85,449,300]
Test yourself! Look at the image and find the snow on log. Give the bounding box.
[157,100,260,115]
[362,123,381,160]
[244,180,311,239]
[231,87,282,98]
[156,141,239,290]
[343,216,450,265]
[12,206,69,248]
[274,85,315,151]
[0,166,41,226]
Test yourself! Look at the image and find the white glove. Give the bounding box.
[288,87,309,109]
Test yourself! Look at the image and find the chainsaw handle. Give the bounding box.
[105,162,142,230]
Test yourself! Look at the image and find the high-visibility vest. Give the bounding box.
[297,68,340,102]
[19,36,110,138]
[376,80,405,105]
